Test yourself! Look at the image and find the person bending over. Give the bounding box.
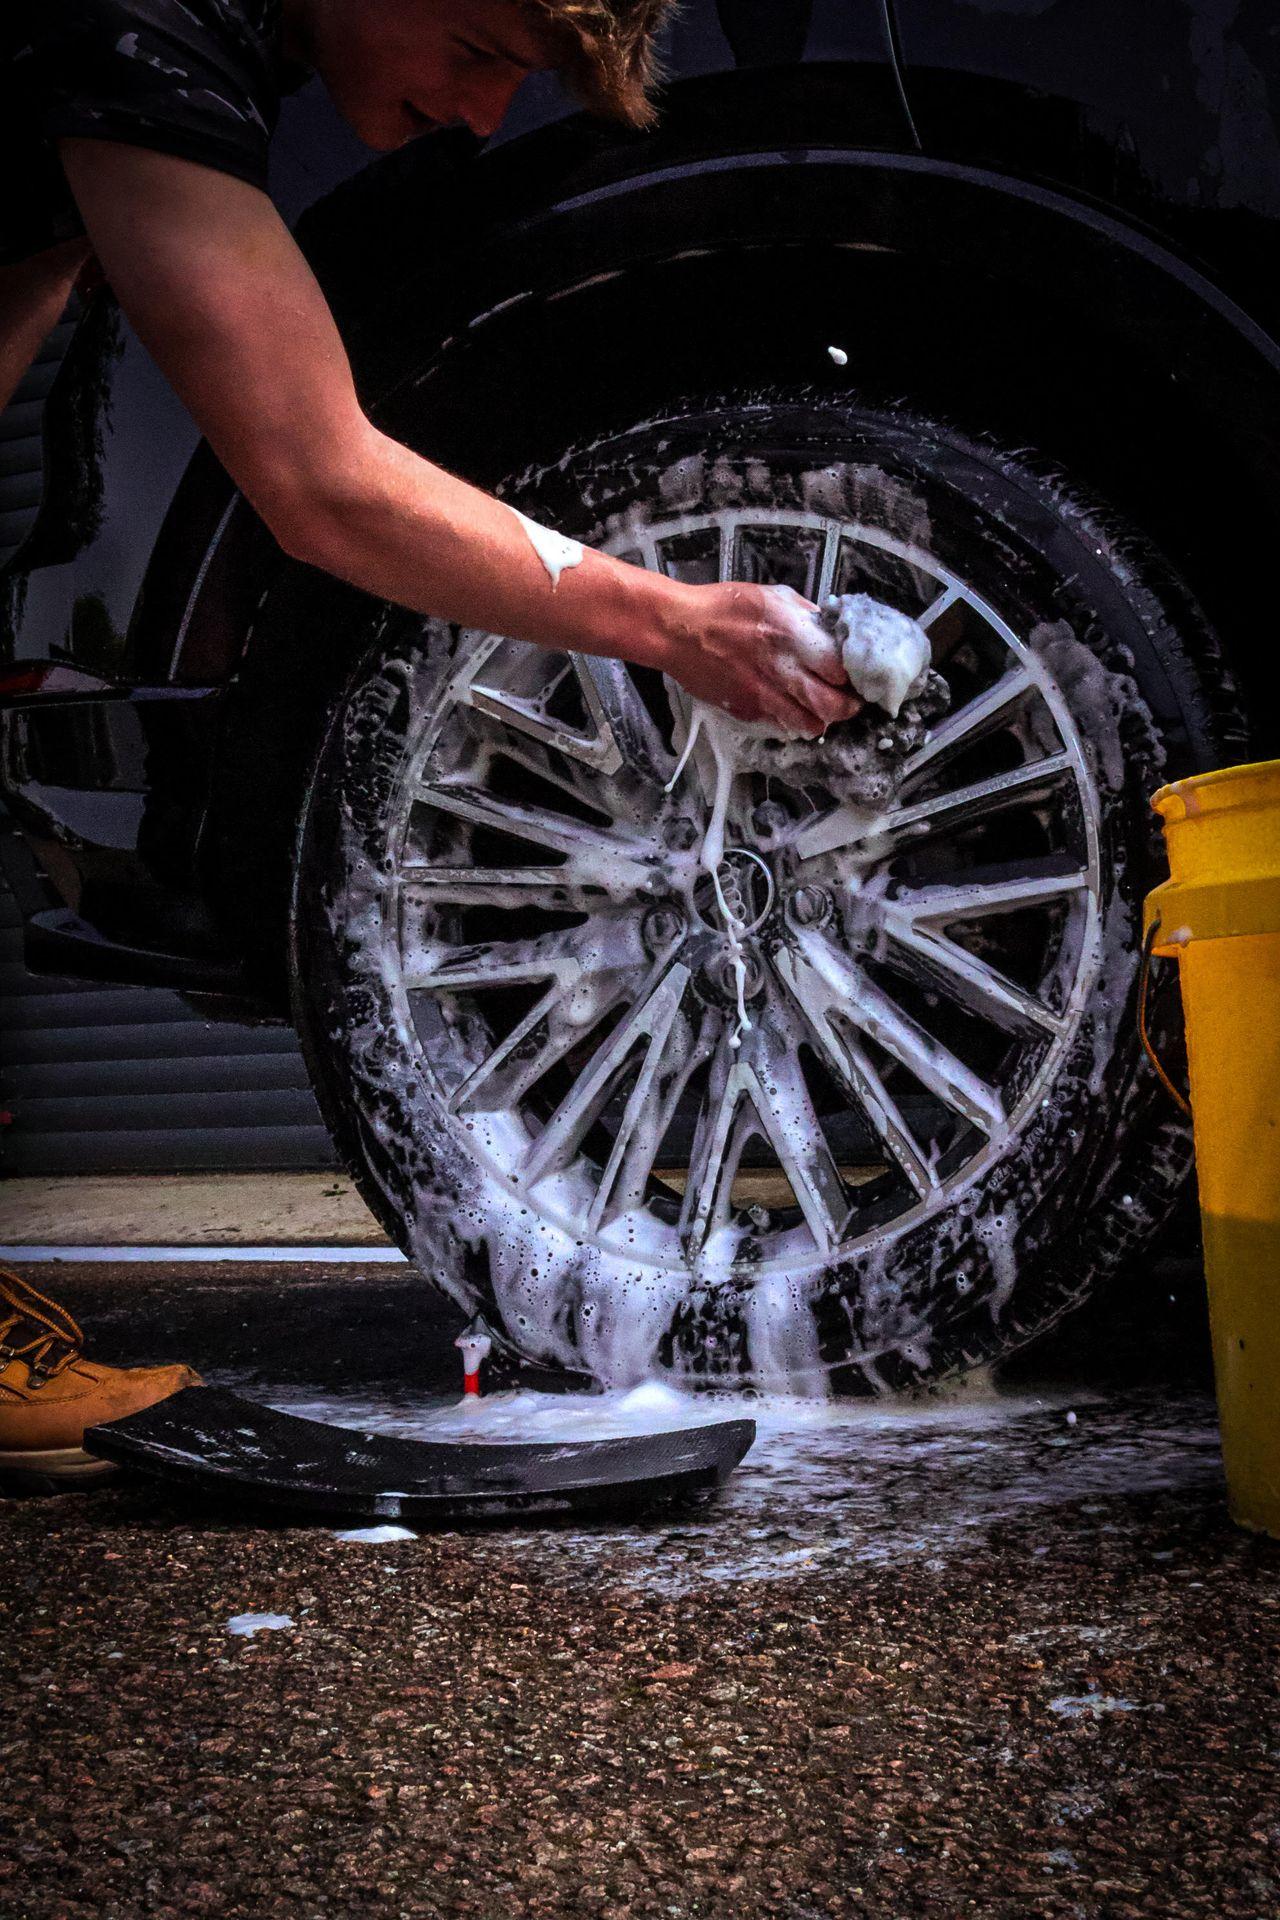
[0,0,860,1486]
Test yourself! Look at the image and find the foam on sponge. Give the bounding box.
[825,592,931,718]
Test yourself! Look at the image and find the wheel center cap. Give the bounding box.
[693,846,775,935]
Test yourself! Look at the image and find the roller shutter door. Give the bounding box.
[0,821,339,1174]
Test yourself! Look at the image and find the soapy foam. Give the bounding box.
[827,592,931,718]
[332,1524,418,1543]
[1047,1693,1141,1719]
[511,508,585,589]
[456,1328,493,1373]
[261,1380,1223,1593]
[226,1612,293,1637]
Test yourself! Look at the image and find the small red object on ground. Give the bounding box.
[455,1317,494,1398]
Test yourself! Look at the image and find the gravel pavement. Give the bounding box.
[3,1259,1277,1919]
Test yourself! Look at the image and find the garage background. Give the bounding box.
[0,817,337,1174]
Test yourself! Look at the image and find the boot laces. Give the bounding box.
[0,1268,85,1386]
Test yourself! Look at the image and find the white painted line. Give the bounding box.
[0,1244,409,1265]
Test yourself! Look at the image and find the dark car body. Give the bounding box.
[3,0,1278,1013]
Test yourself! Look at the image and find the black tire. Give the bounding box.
[292,394,1241,1393]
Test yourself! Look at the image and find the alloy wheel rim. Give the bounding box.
[383,504,1104,1282]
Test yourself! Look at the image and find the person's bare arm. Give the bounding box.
[56,140,858,735]
[0,236,92,416]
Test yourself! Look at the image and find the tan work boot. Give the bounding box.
[0,1269,200,1492]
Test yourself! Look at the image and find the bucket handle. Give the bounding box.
[1137,918,1193,1119]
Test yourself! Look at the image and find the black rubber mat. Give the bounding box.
[84,1386,756,1524]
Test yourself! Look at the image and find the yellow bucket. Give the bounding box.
[1145,758,1280,1537]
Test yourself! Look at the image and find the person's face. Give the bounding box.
[296,0,560,148]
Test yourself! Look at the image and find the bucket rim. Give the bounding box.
[1151,756,1280,823]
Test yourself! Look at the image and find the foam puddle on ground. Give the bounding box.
[251,1379,1224,1593]
[226,1612,294,1638]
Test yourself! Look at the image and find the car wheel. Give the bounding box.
[291,395,1241,1392]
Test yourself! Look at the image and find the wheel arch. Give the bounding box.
[373,148,1277,739]
[152,136,1279,681]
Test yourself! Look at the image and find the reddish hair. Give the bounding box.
[530,0,677,127]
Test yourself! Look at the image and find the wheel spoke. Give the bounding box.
[883,751,1074,838]
[814,525,842,603]
[917,583,962,629]
[586,983,706,1228]
[744,1023,851,1250]
[520,959,691,1190]
[679,1051,756,1257]
[463,725,663,841]
[473,726,616,810]
[594,1006,712,1229]
[872,862,1086,1036]
[574,655,675,789]
[400,867,599,911]
[890,865,1089,924]
[793,799,885,865]
[411,778,658,889]
[897,667,1036,787]
[879,917,1068,1036]
[448,962,630,1114]
[464,652,674,792]
[457,639,620,767]
[678,1019,850,1255]
[465,677,622,776]
[399,924,589,993]
[771,943,939,1199]
[796,749,1074,862]
[778,932,1005,1135]
[842,1040,939,1201]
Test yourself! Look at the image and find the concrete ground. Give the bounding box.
[0,1172,390,1247]
[2,1253,1277,1919]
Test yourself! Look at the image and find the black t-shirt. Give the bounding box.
[2,0,304,266]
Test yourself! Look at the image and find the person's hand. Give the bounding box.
[661,581,862,737]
